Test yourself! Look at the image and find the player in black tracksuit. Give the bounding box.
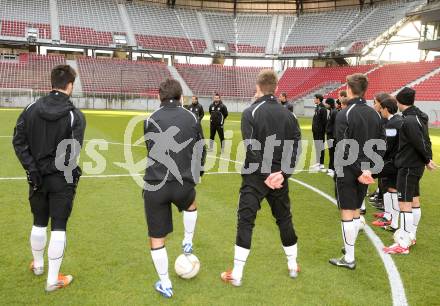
[325,98,337,174]
[384,87,435,255]
[187,96,204,122]
[208,94,228,151]
[143,79,206,298]
[329,74,384,269]
[371,97,403,230]
[12,65,85,291]
[279,92,294,113]
[312,94,327,169]
[221,70,301,286]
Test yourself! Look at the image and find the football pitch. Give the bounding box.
[0,109,439,306]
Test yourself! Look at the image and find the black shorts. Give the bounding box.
[143,180,196,238]
[397,167,424,202]
[378,160,398,190]
[29,173,77,228]
[335,175,368,210]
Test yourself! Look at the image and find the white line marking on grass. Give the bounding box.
[207,154,408,306]
[0,140,408,305]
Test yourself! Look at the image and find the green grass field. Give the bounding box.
[0,109,439,306]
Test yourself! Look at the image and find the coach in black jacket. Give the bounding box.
[208,93,228,151]
[279,92,294,113]
[143,79,206,295]
[312,94,327,169]
[221,70,302,286]
[330,73,384,269]
[383,88,436,254]
[325,97,337,174]
[187,96,204,122]
[12,65,85,291]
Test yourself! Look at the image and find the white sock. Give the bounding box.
[151,247,172,289]
[361,201,366,211]
[353,217,361,240]
[183,210,197,245]
[400,211,415,241]
[390,193,399,229]
[341,220,356,263]
[283,244,298,271]
[412,207,421,239]
[383,193,392,221]
[47,231,66,285]
[30,226,47,268]
[232,245,250,280]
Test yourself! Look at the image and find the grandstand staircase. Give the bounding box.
[167,65,193,97]
[265,16,278,55]
[196,12,215,54]
[272,16,284,55]
[49,0,60,41]
[392,65,440,95]
[66,59,83,94]
[117,3,137,47]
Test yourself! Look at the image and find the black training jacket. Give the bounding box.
[281,101,294,113]
[326,108,338,139]
[312,103,327,136]
[241,94,301,178]
[144,99,206,184]
[394,106,432,168]
[12,91,86,177]
[334,97,385,178]
[383,114,403,162]
[209,101,228,126]
[187,102,204,122]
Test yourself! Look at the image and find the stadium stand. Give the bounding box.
[335,0,424,52]
[363,60,440,99]
[175,64,264,98]
[0,0,424,56]
[235,14,273,54]
[281,9,358,55]
[77,57,171,95]
[277,65,376,99]
[412,67,440,101]
[0,0,51,39]
[203,12,236,52]
[57,0,125,46]
[0,54,65,90]
[126,2,205,53]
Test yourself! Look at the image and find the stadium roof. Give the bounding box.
[142,0,390,13]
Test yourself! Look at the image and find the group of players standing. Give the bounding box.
[12,65,435,299]
[308,79,435,269]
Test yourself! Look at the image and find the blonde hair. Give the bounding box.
[257,69,278,95]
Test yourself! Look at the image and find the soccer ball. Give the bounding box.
[359,215,366,231]
[174,254,200,279]
[393,228,412,248]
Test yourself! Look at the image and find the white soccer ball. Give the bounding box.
[393,228,412,248]
[174,254,200,279]
[359,215,366,231]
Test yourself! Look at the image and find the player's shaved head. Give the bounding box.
[159,79,182,102]
[257,69,278,95]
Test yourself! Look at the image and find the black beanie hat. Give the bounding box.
[326,97,335,107]
[396,87,415,106]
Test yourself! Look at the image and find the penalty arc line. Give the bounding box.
[0,138,408,305]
